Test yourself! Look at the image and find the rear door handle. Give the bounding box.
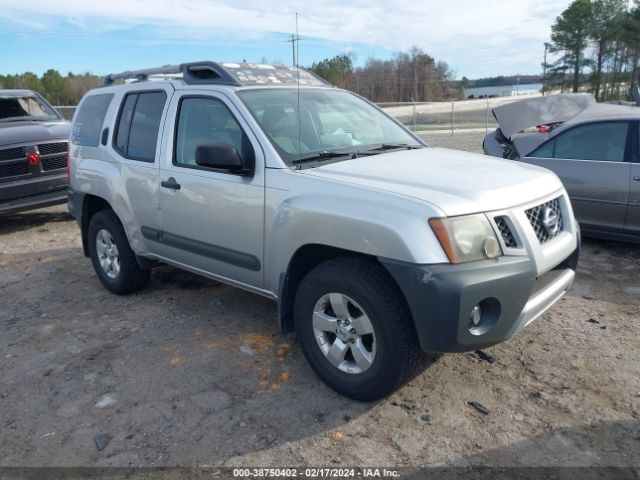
[161,177,181,190]
[634,176,640,181]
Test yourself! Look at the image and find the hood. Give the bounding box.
[301,148,563,217]
[493,93,595,138]
[0,120,70,147]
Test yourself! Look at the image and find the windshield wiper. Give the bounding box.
[0,116,56,124]
[363,143,424,152]
[292,150,355,165]
[0,118,27,123]
[292,143,425,167]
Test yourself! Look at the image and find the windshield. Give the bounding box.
[237,88,422,165]
[0,94,61,123]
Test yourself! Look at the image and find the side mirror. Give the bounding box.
[195,143,251,175]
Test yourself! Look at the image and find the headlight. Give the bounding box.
[429,214,502,264]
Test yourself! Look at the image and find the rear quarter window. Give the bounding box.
[114,91,167,162]
[71,94,113,147]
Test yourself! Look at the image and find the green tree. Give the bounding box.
[621,3,640,84]
[551,0,593,92]
[41,69,69,104]
[309,54,354,87]
[588,0,626,100]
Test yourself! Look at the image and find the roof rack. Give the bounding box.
[103,61,241,86]
[102,61,331,88]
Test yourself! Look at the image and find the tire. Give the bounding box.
[294,257,419,401]
[87,210,150,295]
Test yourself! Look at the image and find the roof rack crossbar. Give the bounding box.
[102,61,241,86]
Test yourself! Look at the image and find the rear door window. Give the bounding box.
[114,91,167,161]
[72,94,113,147]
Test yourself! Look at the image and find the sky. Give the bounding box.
[0,0,573,79]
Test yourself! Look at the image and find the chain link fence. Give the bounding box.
[378,95,540,135]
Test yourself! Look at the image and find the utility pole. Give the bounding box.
[286,13,301,67]
[288,34,296,66]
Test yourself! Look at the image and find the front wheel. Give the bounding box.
[88,210,150,295]
[294,257,419,400]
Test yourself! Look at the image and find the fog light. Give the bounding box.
[468,298,501,336]
[470,305,482,326]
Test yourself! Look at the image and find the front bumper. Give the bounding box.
[0,187,67,215]
[381,244,579,352]
[0,173,67,215]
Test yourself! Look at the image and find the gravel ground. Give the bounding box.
[0,134,639,473]
[419,131,487,153]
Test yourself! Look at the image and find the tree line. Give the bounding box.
[547,0,640,101]
[0,70,101,105]
[4,54,457,106]
[461,75,542,89]
[309,47,457,102]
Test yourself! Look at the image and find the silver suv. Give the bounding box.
[68,61,580,400]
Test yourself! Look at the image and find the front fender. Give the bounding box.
[264,187,448,294]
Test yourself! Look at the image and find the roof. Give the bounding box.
[565,102,640,124]
[103,61,330,88]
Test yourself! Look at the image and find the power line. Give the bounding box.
[0,28,291,44]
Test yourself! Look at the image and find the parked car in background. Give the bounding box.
[0,89,69,215]
[68,61,580,400]
[484,93,640,244]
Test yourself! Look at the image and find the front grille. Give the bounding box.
[495,216,518,248]
[42,155,67,171]
[38,142,67,156]
[526,197,563,243]
[0,146,25,161]
[0,161,29,178]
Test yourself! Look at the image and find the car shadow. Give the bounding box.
[436,420,640,479]
[0,207,72,235]
[569,237,640,305]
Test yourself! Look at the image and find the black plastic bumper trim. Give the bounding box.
[380,248,578,353]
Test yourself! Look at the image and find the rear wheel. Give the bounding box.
[88,210,150,294]
[294,257,419,400]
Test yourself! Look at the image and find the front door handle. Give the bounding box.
[161,177,181,190]
[634,176,640,181]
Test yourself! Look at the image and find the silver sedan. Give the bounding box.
[484,93,640,244]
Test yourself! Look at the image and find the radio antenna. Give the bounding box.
[295,12,302,165]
